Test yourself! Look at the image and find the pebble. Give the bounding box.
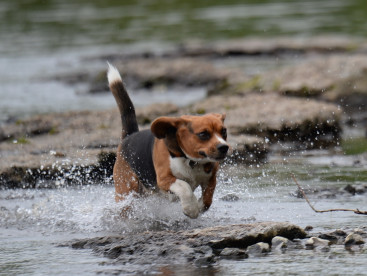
[271,236,290,249]
[220,247,248,258]
[318,233,338,244]
[220,194,240,202]
[305,237,331,249]
[304,225,314,231]
[247,242,270,255]
[344,233,365,246]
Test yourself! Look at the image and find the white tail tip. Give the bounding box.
[107,62,122,84]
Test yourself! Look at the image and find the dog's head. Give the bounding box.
[151,113,229,162]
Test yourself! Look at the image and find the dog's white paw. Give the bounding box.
[182,197,200,219]
[170,179,200,219]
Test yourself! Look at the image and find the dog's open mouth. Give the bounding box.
[215,154,227,161]
[198,150,228,162]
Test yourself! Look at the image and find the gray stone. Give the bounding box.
[271,236,290,249]
[255,55,367,117]
[355,185,367,194]
[191,93,341,148]
[193,255,216,267]
[247,242,270,255]
[179,36,364,58]
[228,134,268,163]
[353,228,366,236]
[220,194,240,202]
[220,247,248,258]
[191,222,306,249]
[94,58,238,91]
[68,222,306,265]
[318,233,339,244]
[344,233,365,246]
[305,237,331,249]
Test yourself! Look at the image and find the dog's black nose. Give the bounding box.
[217,144,229,154]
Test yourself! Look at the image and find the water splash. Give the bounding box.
[0,184,240,235]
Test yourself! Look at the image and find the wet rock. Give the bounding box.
[318,233,339,244]
[305,237,331,249]
[247,242,270,255]
[219,247,248,258]
[68,222,306,265]
[355,185,367,194]
[228,134,268,163]
[176,36,364,57]
[256,55,367,115]
[194,245,213,257]
[0,155,115,189]
[0,109,120,144]
[330,229,348,238]
[136,103,179,125]
[344,184,357,195]
[220,194,240,202]
[0,103,179,143]
[90,37,362,93]
[344,233,365,246]
[89,58,238,92]
[192,93,342,149]
[304,226,314,232]
[293,182,367,200]
[0,117,59,142]
[191,222,306,249]
[193,255,216,267]
[271,236,290,249]
[343,184,367,196]
[352,228,367,237]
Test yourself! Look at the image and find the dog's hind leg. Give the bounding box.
[113,145,140,202]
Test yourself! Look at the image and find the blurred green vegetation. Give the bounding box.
[342,137,367,155]
[2,0,367,54]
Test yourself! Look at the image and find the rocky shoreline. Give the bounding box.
[63,221,366,269]
[1,36,367,188]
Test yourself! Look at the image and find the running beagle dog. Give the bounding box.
[107,64,229,218]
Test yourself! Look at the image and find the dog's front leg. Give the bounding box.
[198,173,217,213]
[169,179,200,219]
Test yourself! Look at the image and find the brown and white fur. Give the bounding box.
[107,63,229,218]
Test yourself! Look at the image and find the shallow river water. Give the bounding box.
[1,151,366,275]
[1,0,367,275]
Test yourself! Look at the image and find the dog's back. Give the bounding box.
[121,130,156,188]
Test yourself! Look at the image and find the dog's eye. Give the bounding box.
[221,128,227,140]
[197,131,210,141]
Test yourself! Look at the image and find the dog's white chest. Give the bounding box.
[169,157,211,191]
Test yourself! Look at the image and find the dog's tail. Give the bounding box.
[107,63,139,139]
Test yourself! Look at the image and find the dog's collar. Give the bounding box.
[168,147,186,159]
[189,160,198,168]
[168,149,214,172]
[168,149,197,166]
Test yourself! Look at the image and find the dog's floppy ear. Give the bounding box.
[151,117,186,139]
[213,113,226,122]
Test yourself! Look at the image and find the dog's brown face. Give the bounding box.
[151,113,229,162]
